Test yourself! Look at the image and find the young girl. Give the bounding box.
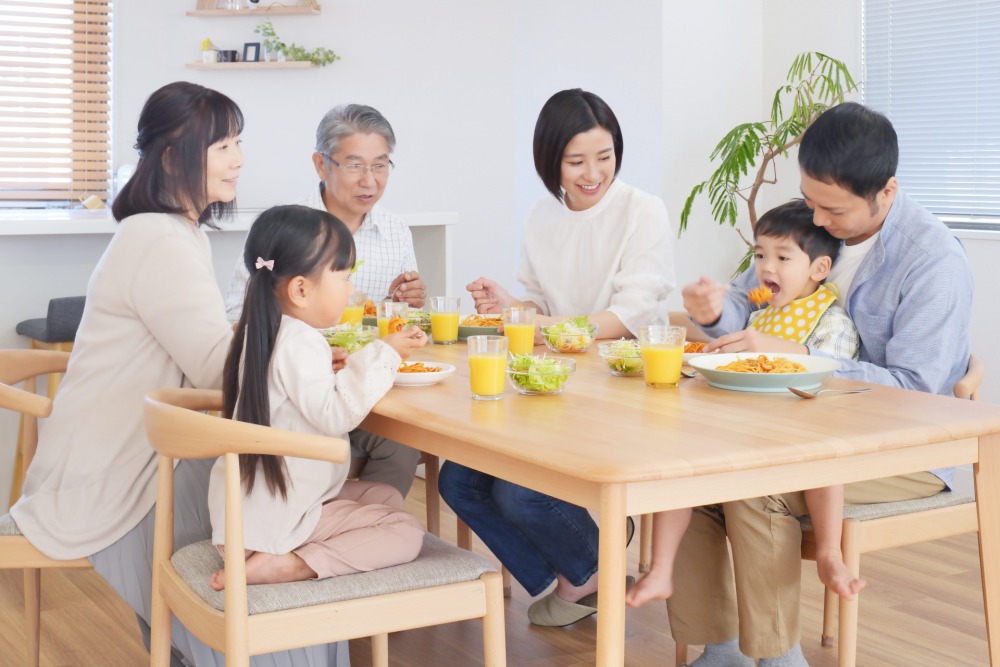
[207,204,427,590]
[627,200,866,609]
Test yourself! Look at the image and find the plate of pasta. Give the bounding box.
[393,361,456,387]
[458,314,502,341]
[688,353,839,393]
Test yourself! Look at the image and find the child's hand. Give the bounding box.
[383,326,428,360]
[330,347,349,373]
[707,329,807,355]
[682,276,729,326]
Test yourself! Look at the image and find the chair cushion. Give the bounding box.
[15,317,49,341]
[15,296,86,343]
[799,490,975,530]
[171,533,497,615]
[0,513,22,536]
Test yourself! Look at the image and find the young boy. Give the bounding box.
[626,198,865,608]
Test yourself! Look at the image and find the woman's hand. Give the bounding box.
[466,277,513,314]
[383,326,428,360]
[388,271,426,308]
[682,276,730,326]
[706,329,807,355]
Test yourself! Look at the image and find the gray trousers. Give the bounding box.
[349,429,421,496]
[89,458,349,667]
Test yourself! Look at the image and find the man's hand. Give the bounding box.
[682,276,729,326]
[706,329,807,355]
[466,277,514,314]
[331,347,349,373]
[389,271,426,308]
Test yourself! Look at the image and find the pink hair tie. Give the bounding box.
[255,257,274,272]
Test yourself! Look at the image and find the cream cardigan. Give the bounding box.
[12,213,234,560]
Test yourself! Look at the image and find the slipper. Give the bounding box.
[527,590,598,627]
[577,575,636,608]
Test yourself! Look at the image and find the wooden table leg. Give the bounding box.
[596,484,627,666]
[975,433,1000,667]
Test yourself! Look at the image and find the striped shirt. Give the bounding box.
[223,187,418,323]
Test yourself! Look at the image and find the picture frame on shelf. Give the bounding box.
[242,42,261,62]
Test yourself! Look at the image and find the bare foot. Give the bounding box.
[816,552,866,600]
[625,566,673,607]
[209,552,316,591]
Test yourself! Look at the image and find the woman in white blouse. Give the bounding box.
[442,89,676,627]
[11,82,350,666]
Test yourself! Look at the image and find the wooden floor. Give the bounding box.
[0,478,988,666]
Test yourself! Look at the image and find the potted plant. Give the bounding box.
[679,52,856,275]
[201,38,219,63]
[254,19,340,66]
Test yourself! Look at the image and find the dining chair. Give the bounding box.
[673,354,985,667]
[0,349,91,667]
[144,387,506,667]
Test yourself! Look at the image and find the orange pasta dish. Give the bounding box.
[684,341,707,354]
[716,355,806,374]
[747,285,773,306]
[398,362,442,373]
[461,314,502,327]
[363,299,378,316]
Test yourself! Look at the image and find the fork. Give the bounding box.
[787,387,872,399]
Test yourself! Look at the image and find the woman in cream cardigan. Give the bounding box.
[11,82,349,666]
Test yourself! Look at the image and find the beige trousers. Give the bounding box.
[294,480,425,580]
[666,472,945,659]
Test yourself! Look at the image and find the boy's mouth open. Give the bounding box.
[763,280,780,297]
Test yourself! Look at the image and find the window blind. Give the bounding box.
[863,0,1000,222]
[0,0,112,206]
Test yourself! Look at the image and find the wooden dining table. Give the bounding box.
[360,341,1000,666]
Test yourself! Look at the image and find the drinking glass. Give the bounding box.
[339,291,367,326]
[638,325,686,388]
[467,335,507,400]
[429,296,461,344]
[377,301,408,338]
[502,305,536,355]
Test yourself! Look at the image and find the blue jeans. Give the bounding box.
[438,461,598,597]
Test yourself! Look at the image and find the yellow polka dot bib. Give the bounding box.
[747,284,839,344]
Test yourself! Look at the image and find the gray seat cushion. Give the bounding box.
[0,513,22,536]
[16,296,86,343]
[171,532,497,615]
[799,490,975,530]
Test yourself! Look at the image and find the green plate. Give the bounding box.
[458,325,500,341]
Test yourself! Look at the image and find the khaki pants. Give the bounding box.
[666,472,945,659]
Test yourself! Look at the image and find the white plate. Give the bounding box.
[393,362,456,387]
[688,353,839,393]
[683,351,712,364]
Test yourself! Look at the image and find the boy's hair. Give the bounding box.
[755,199,841,264]
[798,102,898,202]
[224,205,356,499]
[112,81,244,227]
[533,88,623,203]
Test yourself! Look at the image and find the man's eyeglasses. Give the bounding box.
[319,152,394,176]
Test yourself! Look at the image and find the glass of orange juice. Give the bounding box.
[429,296,461,344]
[467,335,507,400]
[339,291,367,326]
[377,301,408,338]
[502,305,536,355]
[638,325,685,388]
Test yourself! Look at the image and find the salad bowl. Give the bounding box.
[320,324,378,353]
[540,317,598,353]
[506,354,576,395]
[598,340,643,376]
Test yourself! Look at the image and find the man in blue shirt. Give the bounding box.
[669,103,974,667]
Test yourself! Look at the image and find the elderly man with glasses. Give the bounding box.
[224,103,424,497]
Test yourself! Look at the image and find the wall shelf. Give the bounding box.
[187,6,320,17]
[186,61,317,70]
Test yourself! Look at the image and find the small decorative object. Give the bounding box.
[200,38,219,63]
[242,42,261,62]
[218,50,239,63]
[254,18,340,66]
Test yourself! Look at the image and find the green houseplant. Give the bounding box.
[680,52,856,275]
[255,19,340,66]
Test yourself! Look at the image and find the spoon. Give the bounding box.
[787,387,872,399]
[680,369,698,378]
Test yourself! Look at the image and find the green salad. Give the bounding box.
[507,354,573,393]
[321,323,376,353]
[406,308,431,333]
[542,316,597,352]
[601,339,643,375]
